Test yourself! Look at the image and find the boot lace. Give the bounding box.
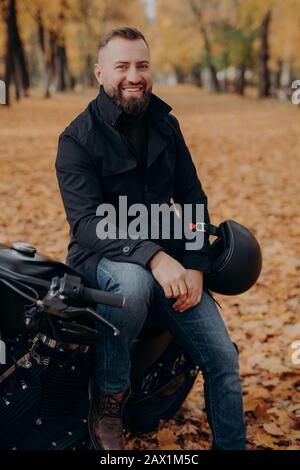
[99,393,126,419]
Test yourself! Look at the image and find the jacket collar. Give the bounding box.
[93,85,174,176]
[95,85,172,128]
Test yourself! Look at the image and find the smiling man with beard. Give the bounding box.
[96,35,152,115]
[94,31,152,180]
[55,27,246,451]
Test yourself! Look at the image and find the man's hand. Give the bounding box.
[172,269,203,313]
[149,251,188,299]
[149,252,203,312]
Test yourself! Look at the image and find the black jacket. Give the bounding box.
[55,86,212,288]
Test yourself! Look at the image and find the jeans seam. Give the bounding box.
[96,261,116,392]
[95,260,154,393]
[156,293,221,445]
[97,263,119,294]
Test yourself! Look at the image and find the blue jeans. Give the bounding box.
[94,257,246,450]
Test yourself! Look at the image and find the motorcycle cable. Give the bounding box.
[0,265,50,290]
[0,278,39,305]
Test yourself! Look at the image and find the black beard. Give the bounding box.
[108,86,151,116]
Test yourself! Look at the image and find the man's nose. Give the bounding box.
[126,67,141,83]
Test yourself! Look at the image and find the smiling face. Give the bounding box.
[94,36,153,116]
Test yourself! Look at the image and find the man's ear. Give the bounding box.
[94,63,103,85]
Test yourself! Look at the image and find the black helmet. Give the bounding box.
[203,220,262,295]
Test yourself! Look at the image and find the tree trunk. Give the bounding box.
[56,42,71,91]
[37,11,45,54]
[235,64,246,96]
[202,33,219,92]
[4,49,12,105]
[3,11,13,105]
[10,0,30,95]
[190,63,202,87]
[85,54,95,88]
[275,60,282,89]
[55,7,71,92]
[174,65,186,84]
[13,56,21,100]
[258,10,271,98]
[38,18,54,98]
[3,0,30,104]
[44,30,57,98]
[36,11,50,98]
[188,0,220,92]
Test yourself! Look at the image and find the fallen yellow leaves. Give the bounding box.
[263,422,285,437]
[0,85,299,450]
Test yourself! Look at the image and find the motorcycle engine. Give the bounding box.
[0,332,94,450]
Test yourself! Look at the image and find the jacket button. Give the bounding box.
[123,246,130,254]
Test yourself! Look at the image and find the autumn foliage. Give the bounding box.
[0,85,299,449]
[1,0,300,103]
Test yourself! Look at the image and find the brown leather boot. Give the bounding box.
[88,375,130,450]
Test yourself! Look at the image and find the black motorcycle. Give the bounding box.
[0,241,200,450]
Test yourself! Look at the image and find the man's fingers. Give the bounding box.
[170,278,188,298]
[171,284,181,298]
[177,294,202,312]
[164,284,173,298]
[176,300,193,313]
[173,294,187,309]
[178,279,188,297]
[174,293,202,312]
[173,292,194,310]
[173,282,193,308]
[173,271,204,312]
[174,299,192,312]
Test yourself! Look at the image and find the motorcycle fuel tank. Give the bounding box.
[0,242,78,336]
[0,242,77,280]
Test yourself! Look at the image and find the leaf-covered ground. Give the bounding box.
[0,85,299,450]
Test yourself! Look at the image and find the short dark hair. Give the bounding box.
[99,27,149,52]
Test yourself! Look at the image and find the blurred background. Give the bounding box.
[1,0,300,102]
[0,0,299,451]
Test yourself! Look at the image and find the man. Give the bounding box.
[55,27,246,450]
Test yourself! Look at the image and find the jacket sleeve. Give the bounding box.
[55,133,162,269]
[170,116,211,273]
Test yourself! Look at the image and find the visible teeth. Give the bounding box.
[123,88,141,91]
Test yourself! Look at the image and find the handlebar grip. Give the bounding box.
[81,287,125,308]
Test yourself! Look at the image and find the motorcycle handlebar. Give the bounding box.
[80,286,125,309]
[0,267,125,309]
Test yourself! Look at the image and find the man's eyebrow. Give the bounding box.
[114,60,150,65]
